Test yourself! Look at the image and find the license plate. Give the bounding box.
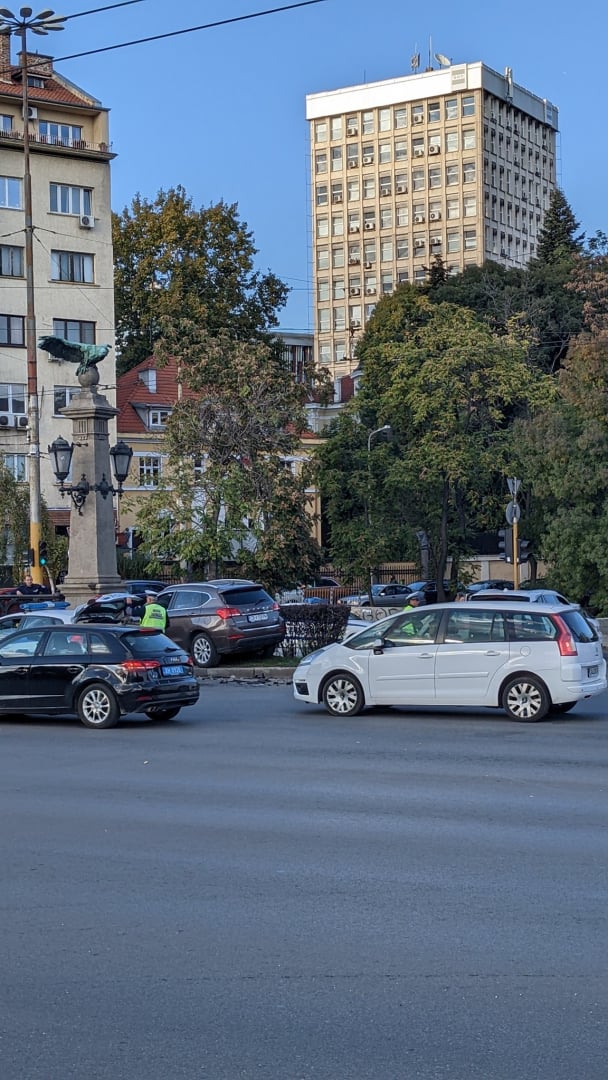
[588,665,598,677]
[162,664,184,676]
[248,613,268,623]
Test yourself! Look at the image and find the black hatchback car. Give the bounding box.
[0,624,199,728]
[156,580,286,667]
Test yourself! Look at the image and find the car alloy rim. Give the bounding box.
[506,681,542,720]
[194,637,211,664]
[326,678,358,714]
[82,687,112,724]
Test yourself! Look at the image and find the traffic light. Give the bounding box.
[38,539,48,566]
[518,538,533,564]
[498,527,514,563]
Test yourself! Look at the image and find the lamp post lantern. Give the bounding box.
[0,8,66,582]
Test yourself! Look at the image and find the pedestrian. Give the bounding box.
[140,590,169,631]
[16,572,50,596]
[402,594,423,612]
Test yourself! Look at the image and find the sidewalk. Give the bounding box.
[195,663,296,683]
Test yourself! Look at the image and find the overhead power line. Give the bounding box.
[53,0,329,64]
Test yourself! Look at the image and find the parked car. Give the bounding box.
[155,580,286,667]
[121,580,165,596]
[466,579,514,594]
[0,609,74,640]
[293,600,606,722]
[467,588,603,640]
[340,583,413,606]
[0,624,199,728]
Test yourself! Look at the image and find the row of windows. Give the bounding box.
[316,194,477,243]
[0,177,93,215]
[314,129,477,171]
[0,318,95,349]
[316,231,477,285]
[315,161,477,206]
[2,452,165,488]
[482,101,553,143]
[313,96,477,142]
[0,113,84,143]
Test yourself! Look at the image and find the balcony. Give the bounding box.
[0,128,115,157]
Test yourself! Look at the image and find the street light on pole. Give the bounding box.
[0,8,66,582]
[365,425,392,596]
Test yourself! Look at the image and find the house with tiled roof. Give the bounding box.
[0,35,116,530]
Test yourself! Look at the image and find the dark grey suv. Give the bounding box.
[156,580,286,667]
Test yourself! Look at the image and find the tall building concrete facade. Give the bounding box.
[306,61,558,377]
[0,36,115,529]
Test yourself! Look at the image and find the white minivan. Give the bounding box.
[293,601,606,722]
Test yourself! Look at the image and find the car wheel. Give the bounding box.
[77,682,120,729]
[322,672,364,716]
[191,632,219,668]
[501,676,549,722]
[145,707,181,721]
[549,701,577,715]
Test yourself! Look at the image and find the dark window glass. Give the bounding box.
[168,590,209,611]
[561,611,598,643]
[222,587,274,607]
[122,632,181,656]
[445,609,505,643]
[507,613,557,641]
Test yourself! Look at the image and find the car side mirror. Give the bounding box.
[372,638,384,654]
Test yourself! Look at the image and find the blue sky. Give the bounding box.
[44,0,608,333]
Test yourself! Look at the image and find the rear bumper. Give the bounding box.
[116,678,200,714]
[219,628,286,656]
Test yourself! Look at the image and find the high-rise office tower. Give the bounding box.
[306,61,558,377]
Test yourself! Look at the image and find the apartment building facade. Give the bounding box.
[306,61,558,377]
[0,36,115,527]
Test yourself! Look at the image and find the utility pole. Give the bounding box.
[506,478,521,589]
[0,9,65,582]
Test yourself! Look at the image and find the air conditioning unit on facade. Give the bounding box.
[365,287,376,295]
[362,156,373,165]
[428,145,440,155]
[364,261,373,269]
[79,214,94,228]
[14,414,28,428]
[414,239,425,248]
[396,184,407,194]
[413,114,424,124]
[350,287,361,296]
[0,413,10,426]
[348,160,358,168]
[429,211,441,220]
[347,127,359,137]
[332,194,343,203]
[349,225,360,233]
[414,214,425,224]
[348,256,360,265]
[350,320,361,329]
[364,222,375,230]
[23,106,37,120]
[414,148,425,157]
[431,237,442,246]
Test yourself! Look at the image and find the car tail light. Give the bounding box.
[553,616,578,656]
[216,607,241,619]
[121,659,161,673]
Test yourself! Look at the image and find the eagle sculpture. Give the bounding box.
[38,337,112,377]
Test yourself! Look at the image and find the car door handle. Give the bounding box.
[66,665,82,674]
[417,652,435,659]
[12,666,29,675]
[484,650,501,656]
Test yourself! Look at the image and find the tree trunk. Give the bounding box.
[436,477,450,601]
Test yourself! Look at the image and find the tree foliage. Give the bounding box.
[112,187,289,374]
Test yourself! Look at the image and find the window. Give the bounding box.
[330,117,342,140]
[397,269,409,284]
[461,95,475,116]
[318,280,329,302]
[365,302,376,318]
[349,303,362,324]
[317,247,329,269]
[446,197,460,219]
[3,453,26,482]
[334,341,347,363]
[447,231,461,252]
[149,409,170,427]
[27,76,44,88]
[0,244,23,277]
[362,111,374,134]
[413,236,425,255]
[396,238,409,259]
[363,210,375,230]
[446,164,459,186]
[379,175,392,197]
[319,343,331,366]
[316,184,328,205]
[315,152,327,174]
[52,319,95,344]
[331,181,343,203]
[332,245,345,267]
[333,278,345,300]
[53,385,80,414]
[414,268,427,283]
[0,176,21,209]
[445,98,458,120]
[395,139,408,161]
[0,314,24,346]
[0,114,12,132]
[346,144,359,166]
[348,212,360,231]
[412,167,425,190]
[332,214,343,236]
[316,217,329,238]
[364,241,376,263]
[314,120,327,142]
[379,108,391,131]
[347,179,360,202]
[463,128,476,150]
[396,205,409,227]
[445,609,505,644]
[333,306,346,331]
[50,183,92,216]
[464,228,477,250]
[412,105,423,124]
[363,178,375,199]
[428,101,440,123]
[379,142,391,164]
[381,271,393,294]
[318,308,330,332]
[39,121,82,145]
[508,613,557,642]
[446,130,458,153]
[50,251,94,283]
[380,239,393,262]
[346,115,358,136]
[362,143,374,165]
[331,147,343,171]
[0,382,25,413]
[463,195,477,217]
[429,166,441,188]
[463,161,476,183]
[380,207,393,229]
[395,171,408,194]
[394,107,407,128]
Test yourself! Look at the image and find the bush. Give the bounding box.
[279,603,350,658]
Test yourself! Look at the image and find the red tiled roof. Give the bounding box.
[116,356,197,435]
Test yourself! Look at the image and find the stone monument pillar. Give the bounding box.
[59,369,122,605]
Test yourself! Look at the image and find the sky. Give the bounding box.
[31,0,608,334]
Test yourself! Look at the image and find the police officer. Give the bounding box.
[140,591,169,631]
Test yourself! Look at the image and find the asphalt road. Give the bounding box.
[1,686,608,1080]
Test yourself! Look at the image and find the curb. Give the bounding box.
[195,665,296,683]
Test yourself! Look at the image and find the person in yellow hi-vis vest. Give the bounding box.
[140,591,169,631]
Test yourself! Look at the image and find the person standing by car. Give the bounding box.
[140,591,169,631]
[16,572,51,596]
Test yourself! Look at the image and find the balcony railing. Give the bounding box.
[0,128,112,153]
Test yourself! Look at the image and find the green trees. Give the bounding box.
[112,187,288,374]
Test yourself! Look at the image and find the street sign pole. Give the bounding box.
[512,516,519,589]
